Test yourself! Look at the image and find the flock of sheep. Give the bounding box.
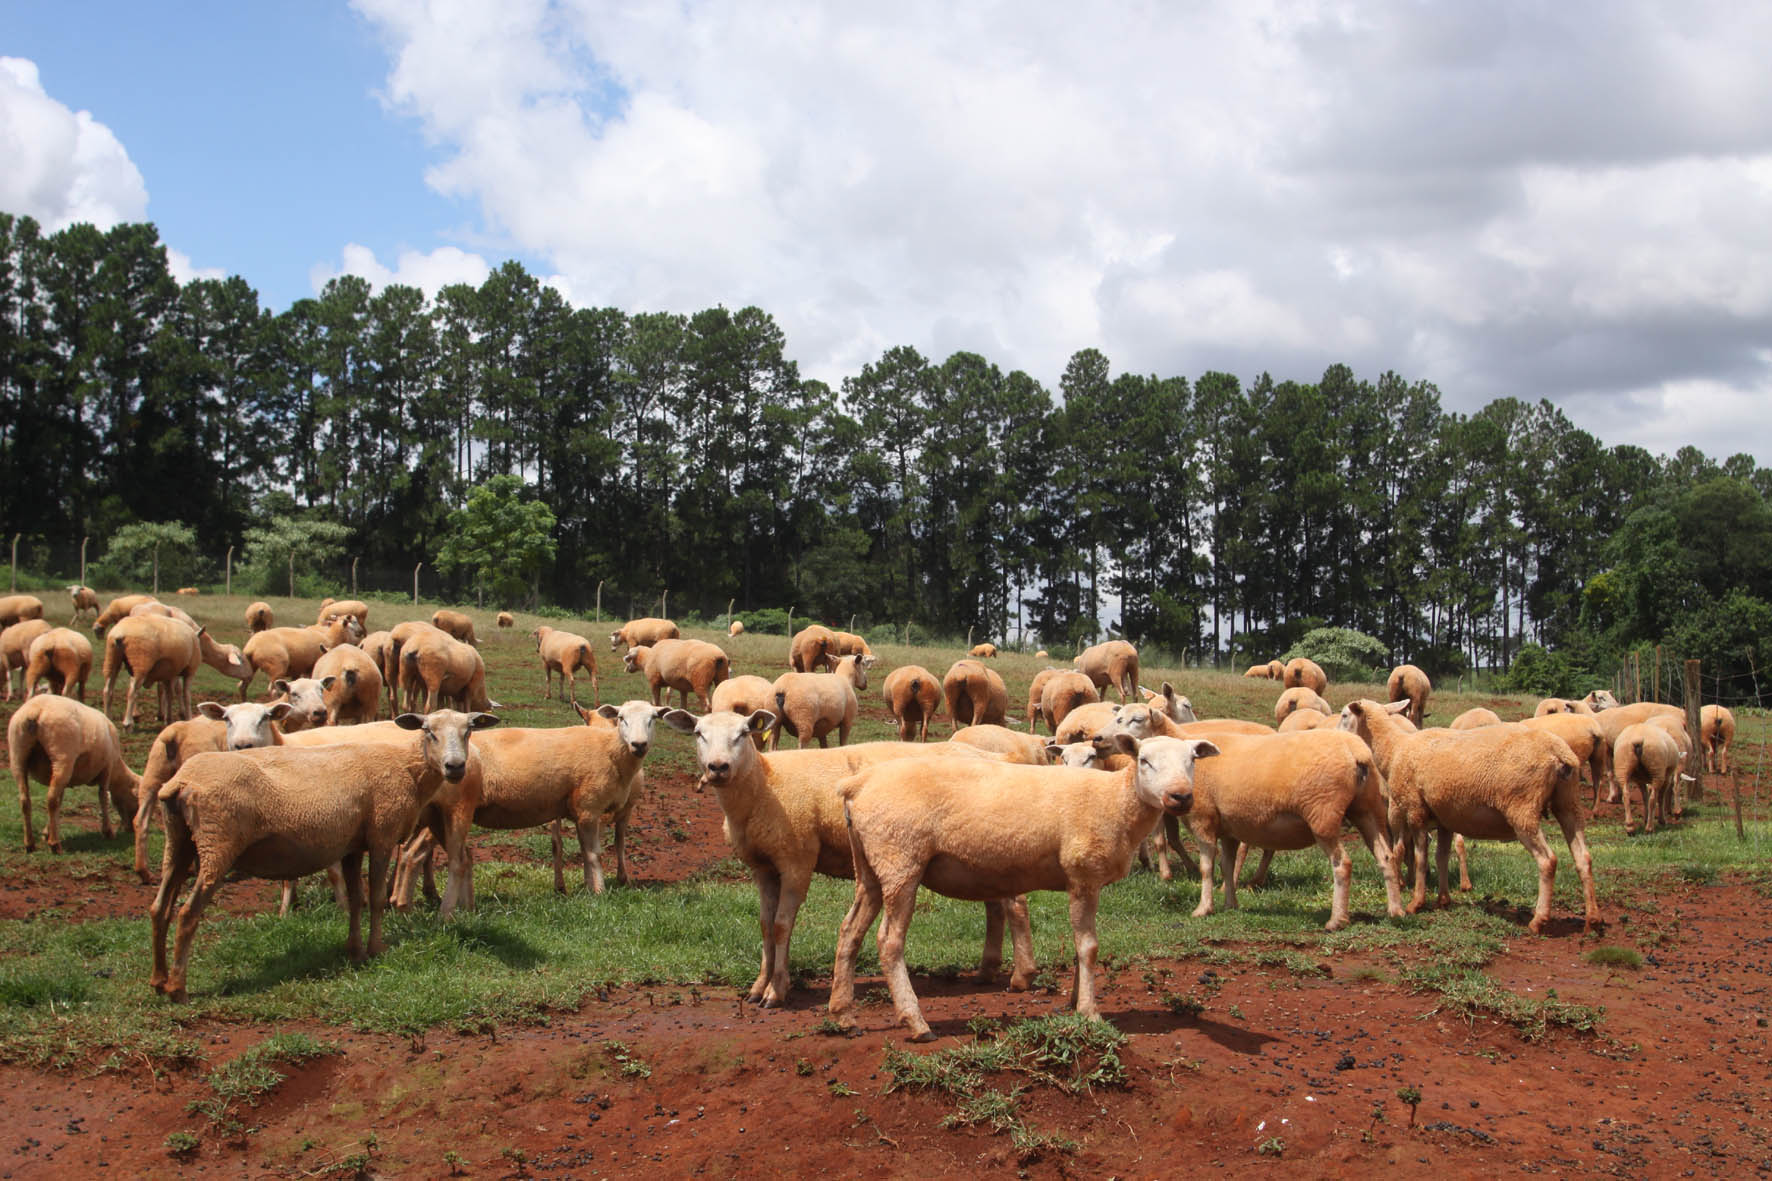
[0,587,1743,1040]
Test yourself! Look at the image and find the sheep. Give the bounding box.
[534,625,600,705]
[319,599,370,629]
[1278,708,1336,732]
[1034,649,1049,659]
[787,624,838,672]
[1701,705,1736,774]
[497,611,515,629]
[1589,703,1685,806]
[728,619,745,637]
[1274,686,1332,726]
[610,616,680,653]
[1339,700,1599,933]
[2,618,52,699]
[130,604,254,689]
[240,626,329,700]
[769,654,869,749]
[882,665,943,742]
[969,642,998,659]
[1282,657,1329,695]
[22,627,93,701]
[383,620,444,711]
[1044,740,1107,767]
[93,593,156,635]
[101,615,201,728]
[400,628,494,713]
[1583,689,1621,711]
[1038,671,1101,734]
[245,601,274,633]
[8,693,140,853]
[358,630,392,688]
[1647,715,1696,817]
[661,708,1032,1010]
[68,586,100,624]
[307,615,365,648]
[829,734,1216,1038]
[1051,701,1121,746]
[1387,664,1432,727]
[950,724,1052,765]
[311,643,385,725]
[1242,663,1273,678]
[831,630,873,660]
[1520,713,1611,807]
[431,608,476,646]
[1614,723,1682,834]
[1074,640,1139,703]
[1534,697,1593,717]
[625,638,731,711]
[712,675,780,749]
[130,600,200,628]
[942,659,1008,729]
[271,677,330,729]
[1024,668,1064,733]
[148,709,499,1000]
[0,593,45,628]
[1450,707,1503,730]
[175,587,200,597]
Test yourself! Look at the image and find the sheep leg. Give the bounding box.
[1319,835,1352,931]
[549,820,567,893]
[366,849,396,958]
[1067,888,1104,1018]
[43,767,73,853]
[612,800,634,886]
[95,781,114,841]
[278,880,296,918]
[749,870,782,1003]
[1218,835,1241,911]
[1454,834,1472,891]
[16,765,35,853]
[166,869,224,1003]
[876,880,931,1040]
[1191,827,1219,918]
[588,664,600,708]
[575,815,606,894]
[1348,801,1407,919]
[1406,827,1430,914]
[762,878,809,1008]
[1433,830,1454,909]
[830,877,884,1030]
[1231,841,1247,885]
[980,899,1007,982]
[543,666,555,700]
[1620,767,1637,833]
[123,674,141,730]
[148,828,197,996]
[1513,823,1558,935]
[339,851,367,961]
[1164,814,1201,881]
[1005,895,1035,990]
[1548,781,1601,932]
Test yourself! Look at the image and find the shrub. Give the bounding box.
[1283,627,1389,682]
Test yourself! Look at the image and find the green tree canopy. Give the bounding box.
[241,516,353,597]
[96,521,201,592]
[435,475,557,607]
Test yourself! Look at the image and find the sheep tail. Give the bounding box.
[714,656,729,680]
[909,675,922,698]
[577,643,590,668]
[774,689,787,714]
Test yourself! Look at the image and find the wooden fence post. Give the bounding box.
[352,556,359,595]
[9,533,18,592]
[1684,660,1704,804]
[225,545,234,596]
[1653,646,1662,703]
[79,535,89,588]
[595,581,603,623]
[413,562,422,607]
[1631,652,1642,703]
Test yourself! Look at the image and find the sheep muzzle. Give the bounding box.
[1164,789,1193,815]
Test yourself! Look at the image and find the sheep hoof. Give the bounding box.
[1007,974,1033,992]
[1528,918,1549,935]
[166,987,187,1004]
[1191,905,1211,919]
[1324,917,1349,932]
[907,1028,936,1044]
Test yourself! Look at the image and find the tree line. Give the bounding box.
[4,212,1770,692]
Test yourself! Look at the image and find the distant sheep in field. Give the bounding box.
[496,611,514,629]
[1074,640,1139,703]
[68,586,100,625]
[0,594,46,629]
[625,638,730,711]
[245,601,274,633]
[728,619,744,637]
[610,617,679,653]
[175,587,199,597]
[832,631,873,660]
[969,642,998,659]
[1283,657,1328,696]
[1701,705,1736,774]
[534,626,599,705]
[882,665,942,742]
[320,600,370,629]
[93,593,155,635]
[942,659,1008,729]
[431,608,476,646]
[1386,664,1431,727]
[788,624,839,672]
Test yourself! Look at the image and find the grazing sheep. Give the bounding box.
[311,643,384,725]
[610,616,679,653]
[1283,657,1329,695]
[102,615,200,728]
[8,693,140,853]
[1387,664,1432,727]
[1589,702,1685,805]
[22,627,93,701]
[1024,668,1065,734]
[1034,649,1049,659]
[883,665,944,742]
[661,708,1029,1010]
[400,629,494,713]
[969,642,998,659]
[1243,663,1274,678]
[496,611,515,629]
[68,586,100,624]
[769,654,870,749]
[2,618,53,699]
[149,709,499,1000]
[1074,640,1139,703]
[1051,701,1121,747]
[130,600,200,628]
[625,638,731,711]
[0,593,45,628]
[1450,707,1503,730]
[175,587,200,597]
[1701,705,1736,774]
[1039,671,1101,734]
[240,626,329,700]
[830,734,1215,1038]
[319,599,370,628]
[93,593,156,635]
[831,631,873,660]
[534,625,600,705]
[942,659,1009,729]
[1340,700,1598,933]
[1614,723,1682,834]
[787,624,839,672]
[357,629,392,687]
[1274,686,1332,726]
[1520,713,1611,806]
[728,619,745,637]
[431,608,476,646]
[950,724,1051,765]
[245,601,274,633]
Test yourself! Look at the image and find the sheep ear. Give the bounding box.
[197,702,226,720]
[394,713,424,730]
[320,676,337,691]
[747,709,777,734]
[1042,741,1062,762]
[470,713,500,730]
[1110,732,1139,756]
[1139,685,1156,700]
[1189,740,1220,761]
[271,678,291,694]
[661,709,699,734]
[594,703,621,721]
[1162,681,1177,701]
[267,702,294,721]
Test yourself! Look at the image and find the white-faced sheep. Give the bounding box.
[611,616,679,653]
[245,601,274,633]
[149,709,498,1000]
[431,608,476,646]
[1074,640,1139,703]
[1583,689,1621,711]
[1038,671,1101,735]
[625,638,731,711]
[1613,722,1681,834]
[1701,705,1736,774]
[942,659,1008,729]
[1340,700,1599,933]
[830,734,1215,1039]
[0,593,45,629]
[661,709,1026,1010]
[1274,686,1332,726]
[68,586,100,625]
[1283,657,1328,695]
[787,624,839,672]
[883,665,943,742]
[23,627,93,701]
[1534,697,1593,717]
[1386,664,1432,727]
[92,593,156,635]
[307,615,365,648]
[534,626,599,705]
[8,693,139,853]
[401,629,494,713]
[769,654,870,749]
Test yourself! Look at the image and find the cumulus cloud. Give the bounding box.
[351,0,1772,457]
[0,56,148,229]
[310,242,492,297]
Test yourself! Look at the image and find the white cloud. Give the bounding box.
[165,247,225,285]
[0,56,147,229]
[351,1,1772,456]
[310,242,492,297]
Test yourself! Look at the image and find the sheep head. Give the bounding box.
[394,709,499,782]
[198,700,293,749]
[623,645,650,674]
[585,699,667,759]
[1046,741,1101,768]
[1127,734,1218,815]
[663,708,774,790]
[271,677,329,730]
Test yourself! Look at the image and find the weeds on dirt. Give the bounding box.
[602,1039,651,1078]
[1256,1135,1286,1157]
[1584,945,1644,969]
[1397,1085,1422,1127]
[1402,964,1602,1041]
[206,1032,339,1106]
[164,1130,200,1158]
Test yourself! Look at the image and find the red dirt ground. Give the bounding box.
[4,766,1771,1177]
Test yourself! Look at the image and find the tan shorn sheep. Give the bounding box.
[831,631,873,660]
[610,616,679,653]
[2,618,53,699]
[93,593,156,635]
[401,629,494,713]
[1386,664,1432,726]
[9,693,139,853]
[712,675,779,749]
[942,659,1008,729]
[1024,667,1064,733]
[245,601,274,633]
[1534,697,1593,717]
[1051,701,1121,747]
[769,653,870,749]
[1613,722,1681,834]
[383,620,445,711]
[1283,657,1328,695]
[496,611,515,629]
[533,625,599,705]
[1274,686,1332,726]
[1701,705,1736,774]
[661,709,1025,1010]
[319,599,370,628]
[830,734,1215,1039]
[950,724,1052,765]
[1520,713,1611,806]
[625,638,731,711]
[787,624,839,672]
[1038,671,1101,735]
[728,619,744,637]
[23,627,92,701]
[1074,639,1139,703]
[311,643,385,725]
[431,608,476,646]
[882,665,943,742]
[969,642,998,658]
[149,709,498,1001]
[1450,707,1503,730]
[68,586,100,624]
[240,626,329,701]
[0,593,45,628]
[101,614,200,728]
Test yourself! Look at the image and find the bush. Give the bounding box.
[1283,627,1390,682]
[1502,643,1588,698]
[740,607,795,636]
